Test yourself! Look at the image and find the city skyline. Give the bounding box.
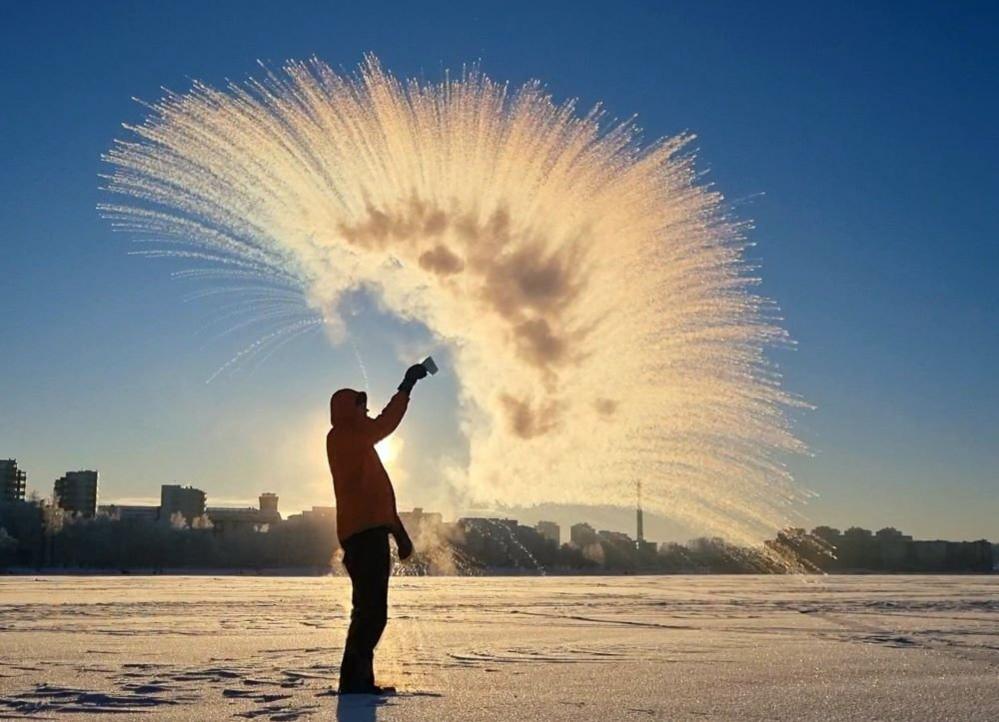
[3,476,992,575]
[3,457,994,549]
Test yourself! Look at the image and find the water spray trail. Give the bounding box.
[205,318,323,383]
[248,320,323,374]
[349,337,370,394]
[102,56,808,554]
[484,518,544,574]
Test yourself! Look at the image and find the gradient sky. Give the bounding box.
[2,1,996,541]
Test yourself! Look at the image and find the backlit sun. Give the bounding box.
[376,436,400,465]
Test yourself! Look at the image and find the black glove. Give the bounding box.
[398,363,428,394]
[395,530,414,561]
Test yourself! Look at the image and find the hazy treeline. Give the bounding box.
[0,501,993,574]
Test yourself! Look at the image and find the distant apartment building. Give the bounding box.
[286,505,336,525]
[1,459,27,502]
[206,507,264,534]
[535,520,560,547]
[98,504,159,523]
[950,540,993,571]
[399,507,444,535]
[598,529,635,548]
[54,470,99,517]
[910,539,993,572]
[207,492,282,535]
[160,484,206,525]
[910,540,947,568]
[570,522,598,547]
[875,527,913,567]
[456,517,544,567]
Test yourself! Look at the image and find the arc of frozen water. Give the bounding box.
[102,56,808,554]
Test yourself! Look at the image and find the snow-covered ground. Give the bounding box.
[0,575,995,720]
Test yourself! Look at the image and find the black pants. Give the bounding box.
[338,526,391,691]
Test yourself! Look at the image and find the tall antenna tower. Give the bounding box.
[636,478,644,545]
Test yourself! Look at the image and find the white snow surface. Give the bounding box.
[0,575,996,720]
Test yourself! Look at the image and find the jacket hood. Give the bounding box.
[330,388,364,426]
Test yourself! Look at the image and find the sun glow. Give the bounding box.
[376,436,401,466]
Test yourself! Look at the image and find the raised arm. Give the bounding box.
[365,363,429,442]
[365,391,409,444]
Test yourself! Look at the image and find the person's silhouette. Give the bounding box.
[328,363,428,694]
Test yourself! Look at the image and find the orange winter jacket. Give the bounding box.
[327,388,409,543]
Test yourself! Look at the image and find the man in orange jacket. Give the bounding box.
[328,363,427,694]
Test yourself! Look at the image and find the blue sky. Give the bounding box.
[1,1,996,540]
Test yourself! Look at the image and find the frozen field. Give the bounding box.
[0,575,996,721]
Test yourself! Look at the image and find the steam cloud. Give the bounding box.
[102,56,807,548]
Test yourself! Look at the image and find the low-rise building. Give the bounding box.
[598,529,635,548]
[399,507,444,537]
[286,505,336,525]
[637,539,658,556]
[99,504,159,523]
[208,493,282,536]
